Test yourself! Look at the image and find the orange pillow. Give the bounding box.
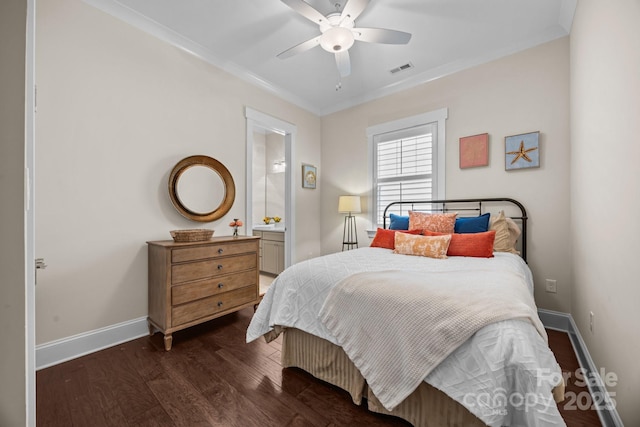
[393,232,451,259]
[423,230,496,258]
[370,228,422,250]
[408,211,457,233]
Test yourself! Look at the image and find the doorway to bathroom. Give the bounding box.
[245,107,296,295]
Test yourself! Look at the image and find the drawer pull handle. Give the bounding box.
[218,283,224,289]
[217,301,223,307]
[218,248,223,254]
[217,264,223,270]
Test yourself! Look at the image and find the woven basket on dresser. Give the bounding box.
[169,229,214,242]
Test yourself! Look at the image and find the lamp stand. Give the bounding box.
[342,213,358,251]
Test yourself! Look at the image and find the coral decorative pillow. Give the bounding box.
[370,228,422,250]
[489,211,521,254]
[423,230,496,258]
[393,232,451,259]
[408,211,457,233]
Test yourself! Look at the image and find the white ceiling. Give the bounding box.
[84,0,576,116]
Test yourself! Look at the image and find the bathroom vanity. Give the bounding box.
[252,227,285,275]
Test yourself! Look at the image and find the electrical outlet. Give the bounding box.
[545,279,557,293]
[590,311,594,333]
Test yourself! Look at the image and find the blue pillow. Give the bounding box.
[389,213,410,230]
[454,213,490,233]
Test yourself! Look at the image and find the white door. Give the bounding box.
[26,0,37,423]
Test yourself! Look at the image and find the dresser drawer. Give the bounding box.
[171,270,257,305]
[171,253,256,284]
[171,285,256,326]
[172,241,257,263]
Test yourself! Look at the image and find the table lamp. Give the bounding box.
[338,195,361,251]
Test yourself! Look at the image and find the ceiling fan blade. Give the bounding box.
[335,50,351,77]
[340,0,370,25]
[353,27,412,44]
[281,0,327,26]
[277,35,321,59]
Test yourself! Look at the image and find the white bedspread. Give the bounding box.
[319,269,547,411]
[246,248,565,427]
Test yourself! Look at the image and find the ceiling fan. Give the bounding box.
[278,0,412,77]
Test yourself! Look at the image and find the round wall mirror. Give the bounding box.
[168,155,235,222]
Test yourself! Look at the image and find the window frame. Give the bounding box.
[367,108,448,229]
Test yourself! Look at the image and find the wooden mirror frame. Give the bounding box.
[168,155,235,222]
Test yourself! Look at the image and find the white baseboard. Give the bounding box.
[35,316,149,370]
[538,309,623,427]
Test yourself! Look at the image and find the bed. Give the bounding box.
[247,198,565,427]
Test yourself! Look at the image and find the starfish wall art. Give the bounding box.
[505,131,540,170]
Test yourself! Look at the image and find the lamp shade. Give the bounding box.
[338,195,361,213]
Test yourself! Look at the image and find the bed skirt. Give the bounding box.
[281,327,486,426]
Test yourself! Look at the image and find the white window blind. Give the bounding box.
[374,124,435,225]
[367,109,447,229]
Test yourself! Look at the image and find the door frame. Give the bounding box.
[245,107,296,268]
[26,0,37,423]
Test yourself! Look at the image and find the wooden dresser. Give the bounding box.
[147,235,260,350]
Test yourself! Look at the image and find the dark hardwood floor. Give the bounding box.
[37,308,601,426]
[547,329,603,427]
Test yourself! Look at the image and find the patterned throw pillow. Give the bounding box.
[393,232,451,259]
[423,230,496,258]
[408,211,457,233]
[370,228,422,249]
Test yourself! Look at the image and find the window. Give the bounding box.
[367,109,447,228]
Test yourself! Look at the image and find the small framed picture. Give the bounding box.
[459,133,489,169]
[505,131,540,170]
[302,163,317,189]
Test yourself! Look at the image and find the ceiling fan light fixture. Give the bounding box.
[320,26,354,52]
[279,0,411,78]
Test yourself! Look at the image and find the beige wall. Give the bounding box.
[35,0,321,344]
[265,133,286,222]
[570,1,640,424]
[252,131,267,224]
[0,0,28,425]
[251,131,285,224]
[321,38,571,313]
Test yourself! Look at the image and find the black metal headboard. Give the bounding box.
[382,198,528,262]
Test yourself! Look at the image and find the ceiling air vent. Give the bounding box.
[390,62,414,74]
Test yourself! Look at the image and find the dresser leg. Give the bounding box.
[163,334,173,351]
[147,319,154,336]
